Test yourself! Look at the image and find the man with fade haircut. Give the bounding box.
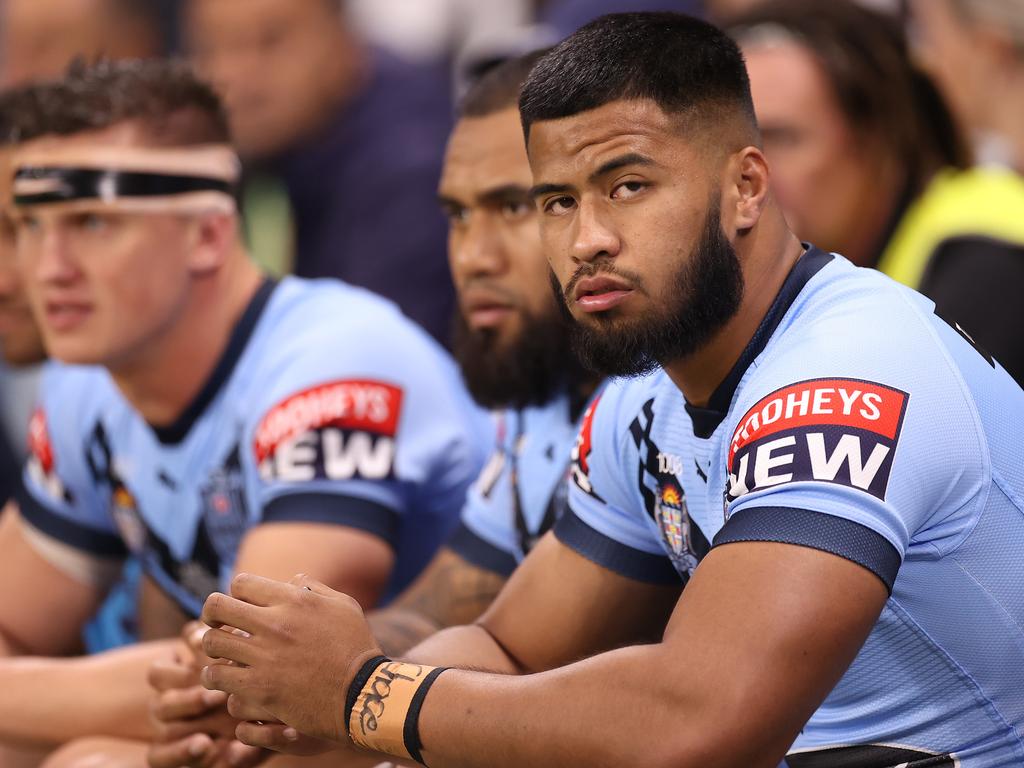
[0,59,489,765]
[199,13,1024,768]
[144,51,676,768]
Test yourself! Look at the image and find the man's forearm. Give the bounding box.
[0,640,175,748]
[414,643,764,768]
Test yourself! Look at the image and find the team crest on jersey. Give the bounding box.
[26,408,74,504]
[111,484,146,553]
[655,481,700,574]
[200,444,249,564]
[726,378,909,507]
[255,380,403,483]
[570,395,604,502]
[629,399,709,578]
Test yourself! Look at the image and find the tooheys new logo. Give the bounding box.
[255,380,403,482]
[726,378,909,504]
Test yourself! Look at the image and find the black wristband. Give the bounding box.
[402,666,450,766]
[344,655,390,735]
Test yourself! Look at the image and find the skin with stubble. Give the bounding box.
[197,95,887,768]
[184,0,364,159]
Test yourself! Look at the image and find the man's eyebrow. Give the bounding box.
[529,154,656,200]
[529,182,572,201]
[437,193,463,210]
[589,153,655,183]
[478,184,531,206]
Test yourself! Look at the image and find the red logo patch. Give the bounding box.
[571,395,604,500]
[254,380,403,464]
[727,378,909,503]
[27,407,54,474]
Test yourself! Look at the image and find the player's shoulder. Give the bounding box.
[38,360,120,429]
[588,371,675,438]
[755,255,981,407]
[239,278,460,397]
[572,371,672,498]
[251,276,456,377]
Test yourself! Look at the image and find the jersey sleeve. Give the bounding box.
[247,308,490,549]
[557,381,679,584]
[714,312,987,593]
[447,411,521,577]
[17,367,127,574]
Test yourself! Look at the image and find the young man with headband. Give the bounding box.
[200,14,1024,767]
[0,59,489,761]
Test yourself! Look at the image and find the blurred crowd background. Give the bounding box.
[0,0,1021,502]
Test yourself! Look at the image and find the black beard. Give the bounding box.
[564,204,744,377]
[452,301,590,410]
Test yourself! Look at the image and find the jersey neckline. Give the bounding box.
[151,276,278,445]
[684,245,834,439]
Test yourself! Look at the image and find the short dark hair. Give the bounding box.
[1,58,230,147]
[459,49,550,119]
[727,0,966,188]
[519,12,757,141]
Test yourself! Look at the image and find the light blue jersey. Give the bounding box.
[563,248,1024,766]
[19,277,491,617]
[449,388,601,575]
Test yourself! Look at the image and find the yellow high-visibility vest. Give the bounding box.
[877,166,1024,289]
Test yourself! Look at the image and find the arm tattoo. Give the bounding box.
[368,552,507,656]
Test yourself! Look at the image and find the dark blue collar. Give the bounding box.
[684,246,834,438]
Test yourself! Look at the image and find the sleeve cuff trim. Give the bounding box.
[447,522,518,577]
[262,492,400,545]
[554,510,681,585]
[713,506,901,593]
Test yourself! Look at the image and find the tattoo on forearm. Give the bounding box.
[368,554,507,655]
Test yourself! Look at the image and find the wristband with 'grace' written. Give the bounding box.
[344,655,449,766]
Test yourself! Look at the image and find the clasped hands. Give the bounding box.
[147,573,383,767]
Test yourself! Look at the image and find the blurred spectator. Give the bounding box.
[913,0,1024,172]
[348,0,533,63]
[903,0,1024,384]
[542,0,705,37]
[0,0,164,86]
[729,0,965,269]
[184,0,456,346]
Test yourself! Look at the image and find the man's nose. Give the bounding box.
[570,201,621,265]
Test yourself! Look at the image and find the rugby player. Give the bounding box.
[145,52,643,768]
[200,13,1024,768]
[0,59,489,762]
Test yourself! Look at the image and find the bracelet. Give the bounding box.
[345,656,449,766]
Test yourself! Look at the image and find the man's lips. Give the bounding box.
[44,300,93,332]
[572,275,635,313]
[462,289,517,330]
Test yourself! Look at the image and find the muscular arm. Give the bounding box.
[201,538,885,766]
[415,542,887,768]
[367,548,507,657]
[404,533,680,671]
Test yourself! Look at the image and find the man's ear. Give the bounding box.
[726,146,771,234]
[186,212,237,274]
